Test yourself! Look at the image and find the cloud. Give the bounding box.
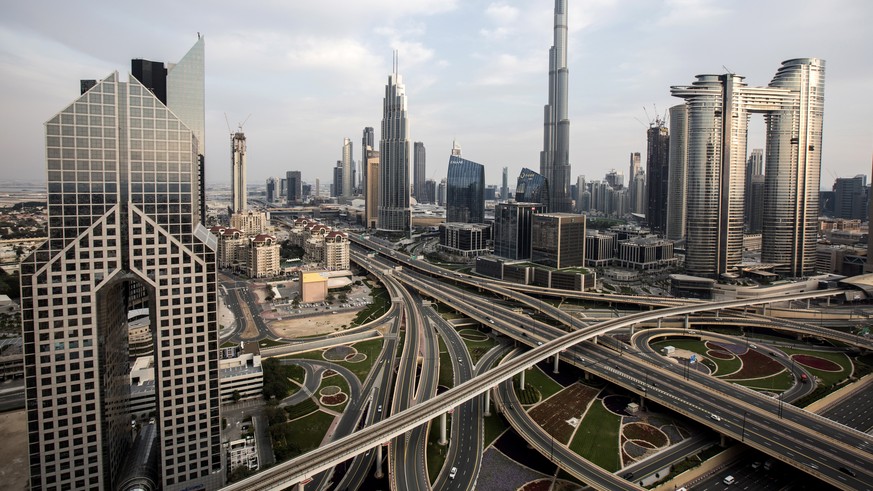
[485,3,520,24]
[656,0,729,27]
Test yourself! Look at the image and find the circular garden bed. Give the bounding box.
[323,345,356,361]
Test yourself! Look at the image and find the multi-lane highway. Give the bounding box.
[222,242,870,491]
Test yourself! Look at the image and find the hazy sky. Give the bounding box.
[1,0,871,189]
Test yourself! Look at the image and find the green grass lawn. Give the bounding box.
[483,409,508,449]
[781,347,852,386]
[460,330,497,364]
[426,416,449,482]
[651,338,743,376]
[318,370,351,413]
[270,410,335,462]
[280,338,384,383]
[569,399,621,472]
[350,286,390,326]
[284,398,319,421]
[732,370,793,392]
[522,365,563,400]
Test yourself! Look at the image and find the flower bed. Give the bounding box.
[722,348,784,380]
[622,422,668,447]
[792,354,842,372]
[320,393,348,406]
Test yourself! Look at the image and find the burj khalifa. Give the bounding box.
[540,0,572,213]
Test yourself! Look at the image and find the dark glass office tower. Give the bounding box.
[515,168,550,210]
[494,202,545,260]
[286,171,302,205]
[21,39,223,491]
[446,155,485,223]
[646,121,669,234]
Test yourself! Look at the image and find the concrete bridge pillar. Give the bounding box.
[484,390,491,416]
[684,314,690,329]
[719,434,727,447]
[375,444,384,478]
[629,324,635,335]
[439,412,447,445]
[520,369,526,391]
[657,318,662,329]
[297,482,305,491]
[553,354,560,374]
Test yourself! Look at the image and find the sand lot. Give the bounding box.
[0,410,28,489]
[270,311,359,338]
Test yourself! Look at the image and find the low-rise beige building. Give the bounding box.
[301,272,329,303]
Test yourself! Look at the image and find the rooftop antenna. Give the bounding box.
[722,65,734,75]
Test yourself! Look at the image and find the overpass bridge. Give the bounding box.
[224,265,862,490]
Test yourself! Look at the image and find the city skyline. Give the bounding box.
[1,0,871,189]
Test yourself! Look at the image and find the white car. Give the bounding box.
[449,467,457,479]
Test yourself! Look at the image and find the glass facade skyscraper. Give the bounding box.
[494,202,545,260]
[446,155,485,223]
[540,0,572,213]
[672,58,825,277]
[21,39,223,491]
[378,56,411,232]
[515,168,550,210]
[646,122,669,234]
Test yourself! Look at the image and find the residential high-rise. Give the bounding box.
[501,167,509,201]
[437,179,447,206]
[286,171,302,205]
[365,149,380,229]
[646,120,669,234]
[413,142,426,202]
[672,58,825,277]
[342,137,353,198]
[231,131,247,213]
[539,0,572,213]
[628,152,642,213]
[22,40,222,491]
[575,175,588,213]
[378,54,411,232]
[665,104,688,241]
[446,155,485,223]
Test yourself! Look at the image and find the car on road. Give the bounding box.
[449,467,457,479]
[723,475,735,485]
[710,413,721,421]
[377,405,382,413]
[839,466,856,477]
[751,461,761,470]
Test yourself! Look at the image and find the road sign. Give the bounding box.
[690,354,697,364]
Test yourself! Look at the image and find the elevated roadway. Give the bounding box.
[223,265,865,491]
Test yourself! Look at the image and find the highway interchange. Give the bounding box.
[223,237,873,491]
